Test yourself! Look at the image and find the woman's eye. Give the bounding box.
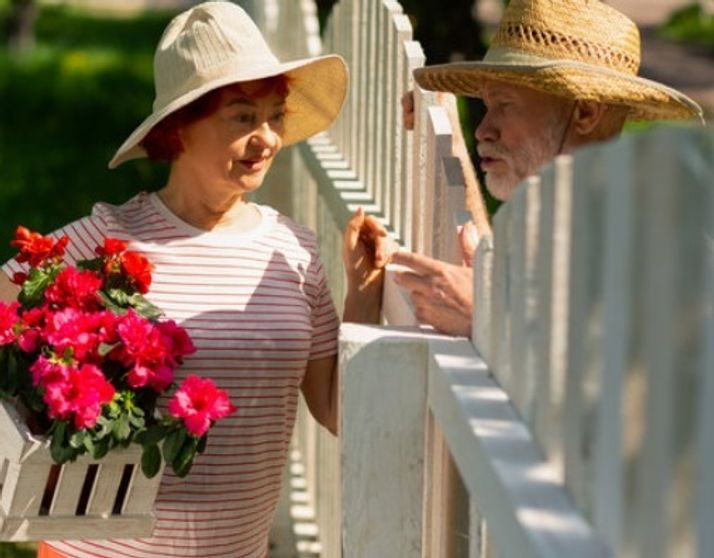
[235,113,255,124]
[271,111,286,124]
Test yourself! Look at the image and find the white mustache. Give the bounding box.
[477,143,510,160]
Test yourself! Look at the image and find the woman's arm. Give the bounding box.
[301,208,393,435]
[0,272,19,302]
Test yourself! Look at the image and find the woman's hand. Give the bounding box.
[342,207,394,323]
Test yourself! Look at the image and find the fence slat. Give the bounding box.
[340,324,433,558]
[428,337,612,558]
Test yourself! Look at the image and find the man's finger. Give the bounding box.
[391,250,445,275]
[394,270,434,296]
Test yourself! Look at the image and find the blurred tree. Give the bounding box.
[2,0,38,54]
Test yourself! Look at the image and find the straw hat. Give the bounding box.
[109,1,348,168]
[414,0,703,122]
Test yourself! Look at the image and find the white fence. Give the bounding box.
[246,1,714,557]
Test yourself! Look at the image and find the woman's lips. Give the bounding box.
[239,158,267,172]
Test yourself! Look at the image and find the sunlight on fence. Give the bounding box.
[247,1,714,557]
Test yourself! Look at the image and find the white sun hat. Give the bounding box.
[108,1,348,169]
[413,0,703,123]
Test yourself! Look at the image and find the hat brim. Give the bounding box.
[108,54,348,169]
[414,58,704,123]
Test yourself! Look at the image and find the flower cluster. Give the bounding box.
[0,227,236,478]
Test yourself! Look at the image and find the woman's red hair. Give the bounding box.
[140,74,291,162]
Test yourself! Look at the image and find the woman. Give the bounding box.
[0,2,388,557]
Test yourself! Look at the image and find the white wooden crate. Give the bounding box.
[0,400,163,541]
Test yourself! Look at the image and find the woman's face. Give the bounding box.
[176,80,286,196]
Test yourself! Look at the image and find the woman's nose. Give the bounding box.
[250,122,279,150]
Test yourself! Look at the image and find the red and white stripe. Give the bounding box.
[2,192,339,558]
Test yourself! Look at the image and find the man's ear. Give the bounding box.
[572,100,607,136]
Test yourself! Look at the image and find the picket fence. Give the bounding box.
[244,1,714,557]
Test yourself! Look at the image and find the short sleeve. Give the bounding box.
[306,255,340,361]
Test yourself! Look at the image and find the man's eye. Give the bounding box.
[271,111,286,123]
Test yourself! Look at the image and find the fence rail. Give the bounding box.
[247,1,714,557]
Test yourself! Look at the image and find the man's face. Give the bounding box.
[475,80,571,201]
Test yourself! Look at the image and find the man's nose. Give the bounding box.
[474,111,497,143]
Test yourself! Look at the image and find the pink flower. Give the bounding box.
[17,306,49,353]
[115,310,176,391]
[44,267,103,311]
[126,363,174,392]
[42,363,115,430]
[168,375,236,437]
[156,320,196,366]
[29,355,68,388]
[45,308,105,362]
[0,301,19,345]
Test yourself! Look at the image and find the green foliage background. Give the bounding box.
[0,5,175,263]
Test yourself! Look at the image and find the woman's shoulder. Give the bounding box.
[262,206,319,249]
[90,192,153,236]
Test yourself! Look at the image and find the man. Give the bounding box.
[390,0,703,337]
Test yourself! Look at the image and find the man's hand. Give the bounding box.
[401,91,415,131]
[392,250,473,337]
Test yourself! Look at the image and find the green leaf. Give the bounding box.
[172,437,198,478]
[98,291,128,315]
[18,267,54,307]
[94,415,113,439]
[162,428,187,465]
[112,413,131,441]
[76,257,104,273]
[92,437,111,460]
[196,434,208,454]
[135,423,168,446]
[141,444,162,479]
[127,293,163,320]
[69,430,87,449]
[5,349,19,397]
[83,435,95,454]
[97,342,120,357]
[128,412,146,429]
[50,421,76,464]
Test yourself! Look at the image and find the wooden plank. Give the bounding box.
[507,181,532,423]
[49,464,86,516]
[546,156,573,479]
[1,463,45,518]
[438,156,469,265]
[562,149,606,520]
[390,13,412,242]
[472,233,494,360]
[698,127,714,558]
[340,324,439,558]
[87,463,124,517]
[589,136,635,554]
[427,337,612,558]
[425,105,454,259]
[0,513,155,542]
[489,199,512,379]
[380,0,403,227]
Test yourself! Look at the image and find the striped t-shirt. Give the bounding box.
[2,192,340,558]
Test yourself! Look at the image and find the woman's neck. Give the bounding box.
[159,174,260,233]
